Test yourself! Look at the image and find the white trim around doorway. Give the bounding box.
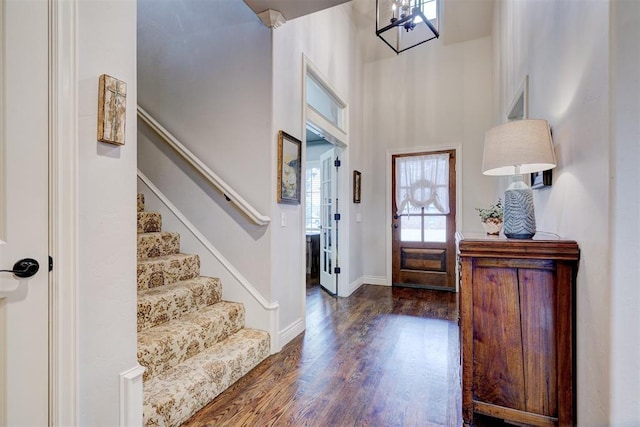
[49,0,79,424]
[301,55,351,299]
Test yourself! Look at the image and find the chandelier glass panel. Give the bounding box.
[376,0,439,54]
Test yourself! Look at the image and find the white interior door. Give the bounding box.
[319,148,337,294]
[0,0,50,424]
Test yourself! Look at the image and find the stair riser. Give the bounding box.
[143,329,270,427]
[137,232,180,260]
[137,255,200,291]
[138,194,145,212]
[137,212,162,233]
[137,278,222,332]
[138,302,245,381]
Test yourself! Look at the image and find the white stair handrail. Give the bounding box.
[137,105,271,226]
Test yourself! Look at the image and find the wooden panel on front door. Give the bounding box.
[392,150,456,291]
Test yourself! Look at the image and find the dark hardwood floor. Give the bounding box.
[183,284,462,426]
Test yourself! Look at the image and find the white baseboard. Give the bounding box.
[362,275,390,286]
[119,364,145,427]
[279,318,305,348]
[269,308,280,354]
[345,276,364,297]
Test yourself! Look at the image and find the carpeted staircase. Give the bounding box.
[137,193,270,426]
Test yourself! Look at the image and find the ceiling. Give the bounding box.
[353,0,495,62]
[244,0,494,62]
[438,0,495,45]
[306,127,330,146]
[243,0,352,21]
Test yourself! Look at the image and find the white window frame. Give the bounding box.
[305,161,321,231]
[304,62,348,146]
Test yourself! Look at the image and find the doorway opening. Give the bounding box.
[304,126,343,296]
[302,57,349,298]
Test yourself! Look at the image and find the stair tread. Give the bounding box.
[138,231,178,237]
[137,252,198,267]
[138,300,243,344]
[137,276,222,332]
[138,276,220,301]
[137,253,200,290]
[138,301,245,381]
[143,328,270,427]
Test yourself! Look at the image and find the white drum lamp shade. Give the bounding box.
[482,119,556,239]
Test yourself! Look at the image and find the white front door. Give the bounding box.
[0,0,50,424]
[319,148,338,295]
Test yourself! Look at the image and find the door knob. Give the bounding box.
[0,258,40,278]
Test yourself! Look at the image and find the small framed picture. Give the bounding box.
[531,170,552,189]
[277,131,302,204]
[97,74,127,145]
[353,170,361,203]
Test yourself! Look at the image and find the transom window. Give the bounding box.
[305,73,346,131]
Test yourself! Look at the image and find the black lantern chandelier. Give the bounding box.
[376,0,439,54]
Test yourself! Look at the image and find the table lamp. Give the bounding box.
[482,119,556,239]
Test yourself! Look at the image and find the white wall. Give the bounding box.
[137,0,274,300]
[77,0,138,424]
[362,36,495,281]
[610,0,640,423]
[492,0,630,424]
[272,3,365,336]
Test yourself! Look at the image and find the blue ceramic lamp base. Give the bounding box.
[503,175,536,239]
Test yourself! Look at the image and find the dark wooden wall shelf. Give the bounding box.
[457,233,579,426]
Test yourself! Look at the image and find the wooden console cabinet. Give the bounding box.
[457,234,579,426]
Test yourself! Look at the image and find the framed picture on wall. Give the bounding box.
[277,131,302,204]
[353,170,361,203]
[97,74,127,145]
[531,170,552,189]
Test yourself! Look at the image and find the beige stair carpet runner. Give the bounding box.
[137,194,270,426]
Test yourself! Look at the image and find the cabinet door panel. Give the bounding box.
[519,269,557,417]
[472,267,526,411]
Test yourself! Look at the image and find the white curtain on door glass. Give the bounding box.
[395,153,450,215]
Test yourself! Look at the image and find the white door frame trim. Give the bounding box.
[49,0,79,424]
[385,144,463,290]
[301,55,351,298]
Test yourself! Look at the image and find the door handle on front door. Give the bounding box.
[0,258,40,278]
